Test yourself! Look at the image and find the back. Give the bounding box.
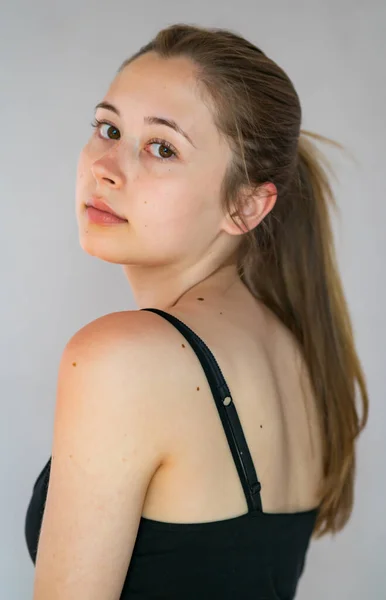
[141,290,323,523]
[25,287,323,599]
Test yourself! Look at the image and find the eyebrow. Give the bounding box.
[94,101,196,148]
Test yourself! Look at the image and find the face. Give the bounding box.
[75,52,234,270]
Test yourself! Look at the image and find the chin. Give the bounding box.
[78,230,129,265]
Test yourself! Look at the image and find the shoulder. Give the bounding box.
[64,309,162,350]
[61,309,174,370]
[59,308,178,399]
[61,308,191,378]
[55,310,179,459]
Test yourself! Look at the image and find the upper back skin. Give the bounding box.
[136,281,324,524]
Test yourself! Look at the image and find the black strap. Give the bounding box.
[141,307,263,513]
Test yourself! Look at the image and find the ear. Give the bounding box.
[223,182,277,235]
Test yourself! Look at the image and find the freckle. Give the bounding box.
[260,425,263,429]
[197,386,200,391]
[220,312,223,315]
[72,362,77,367]
[122,457,127,462]
[182,343,185,348]
[69,454,73,458]
[197,297,204,301]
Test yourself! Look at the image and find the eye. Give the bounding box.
[91,119,120,140]
[146,139,178,162]
[90,119,178,162]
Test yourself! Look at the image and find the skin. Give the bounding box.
[75,51,277,310]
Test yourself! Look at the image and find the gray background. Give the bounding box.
[1,1,384,598]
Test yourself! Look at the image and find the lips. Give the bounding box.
[86,196,127,220]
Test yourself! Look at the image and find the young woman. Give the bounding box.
[25,23,368,600]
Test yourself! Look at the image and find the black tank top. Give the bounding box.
[25,308,318,599]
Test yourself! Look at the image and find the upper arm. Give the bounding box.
[33,312,169,600]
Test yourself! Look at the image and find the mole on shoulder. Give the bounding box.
[197,297,205,301]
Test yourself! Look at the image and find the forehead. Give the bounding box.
[105,53,224,146]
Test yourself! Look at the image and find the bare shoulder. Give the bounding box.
[61,307,185,416]
[57,309,180,454]
[63,309,176,364]
[65,309,163,346]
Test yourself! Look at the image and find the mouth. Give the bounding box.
[85,196,128,222]
[85,196,128,225]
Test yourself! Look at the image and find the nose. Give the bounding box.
[91,152,124,189]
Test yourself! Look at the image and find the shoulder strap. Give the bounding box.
[141,307,262,513]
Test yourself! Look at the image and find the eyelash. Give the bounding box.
[90,118,179,162]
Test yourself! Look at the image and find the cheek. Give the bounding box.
[75,148,93,201]
[134,178,219,254]
[136,176,200,227]
[76,148,89,182]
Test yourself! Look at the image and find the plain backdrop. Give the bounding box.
[1,1,385,598]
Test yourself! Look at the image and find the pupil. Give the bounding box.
[109,126,119,139]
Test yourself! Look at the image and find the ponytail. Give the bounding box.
[239,131,369,537]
